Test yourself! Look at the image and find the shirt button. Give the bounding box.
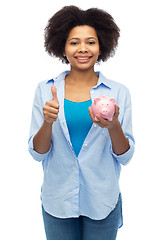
[91,90,94,94]
[84,144,88,147]
[94,124,97,127]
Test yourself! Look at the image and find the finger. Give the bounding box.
[114,104,119,117]
[97,122,105,128]
[51,85,59,103]
[95,114,109,124]
[43,103,59,114]
[47,112,58,119]
[88,107,96,122]
[93,119,106,128]
[44,112,58,122]
[45,100,59,109]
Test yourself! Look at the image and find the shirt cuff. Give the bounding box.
[110,138,135,165]
[28,135,52,162]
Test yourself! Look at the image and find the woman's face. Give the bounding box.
[64,25,100,71]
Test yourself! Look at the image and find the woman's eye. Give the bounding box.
[88,41,95,45]
[70,42,78,45]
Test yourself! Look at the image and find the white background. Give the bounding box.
[1,0,160,239]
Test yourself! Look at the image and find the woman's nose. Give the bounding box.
[78,43,88,53]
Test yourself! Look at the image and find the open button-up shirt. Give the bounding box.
[28,71,135,222]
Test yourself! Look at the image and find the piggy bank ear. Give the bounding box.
[94,98,101,105]
[109,98,116,104]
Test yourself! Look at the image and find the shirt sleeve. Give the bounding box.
[28,83,52,162]
[110,87,135,165]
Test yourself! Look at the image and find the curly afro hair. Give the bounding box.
[44,6,120,64]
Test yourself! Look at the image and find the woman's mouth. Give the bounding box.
[74,56,93,63]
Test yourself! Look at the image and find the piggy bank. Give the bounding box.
[91,96,116,121]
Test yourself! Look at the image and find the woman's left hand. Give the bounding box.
[88,104,120,129]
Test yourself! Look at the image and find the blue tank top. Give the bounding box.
[64,99,93,157]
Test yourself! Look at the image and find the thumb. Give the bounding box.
[114,104,119,117]
[51,85,59,103]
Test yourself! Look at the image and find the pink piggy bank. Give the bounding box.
[91,96,116,121]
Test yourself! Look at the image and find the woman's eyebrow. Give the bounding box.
[68,37,97,41]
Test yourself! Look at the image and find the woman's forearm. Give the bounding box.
[33,120,53,154]
[108,121,130,155]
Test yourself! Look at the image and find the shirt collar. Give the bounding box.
[46,71,70,84]
[96,72,112,89]
[47,70,112,89]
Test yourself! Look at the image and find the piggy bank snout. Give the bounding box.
[100,107,108,114]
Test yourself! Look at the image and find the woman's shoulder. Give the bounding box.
[38,78,54,88]
[99,71,130,93]
[38,71,69,88]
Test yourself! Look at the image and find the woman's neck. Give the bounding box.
[66,67,98,86]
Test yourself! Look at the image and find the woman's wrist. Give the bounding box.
[43,120,53,130]
[108,119,121,132]
[108,120,129,155]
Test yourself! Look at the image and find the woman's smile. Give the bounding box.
[74,55,93,63]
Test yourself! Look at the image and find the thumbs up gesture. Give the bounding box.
[43,85,60,123]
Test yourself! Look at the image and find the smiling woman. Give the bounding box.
[28,5,135,240]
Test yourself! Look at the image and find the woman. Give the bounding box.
[28,5,135,240]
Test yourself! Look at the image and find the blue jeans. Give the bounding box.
[42,195,122,240]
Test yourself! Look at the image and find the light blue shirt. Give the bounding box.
[28,71,135,222]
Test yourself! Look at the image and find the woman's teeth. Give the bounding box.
[76,57,91,59]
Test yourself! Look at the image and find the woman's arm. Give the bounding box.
[33,85,59,154]
[33,121,53,154]
[107,119,129,155]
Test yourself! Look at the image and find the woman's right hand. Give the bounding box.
[43,85,59,124]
